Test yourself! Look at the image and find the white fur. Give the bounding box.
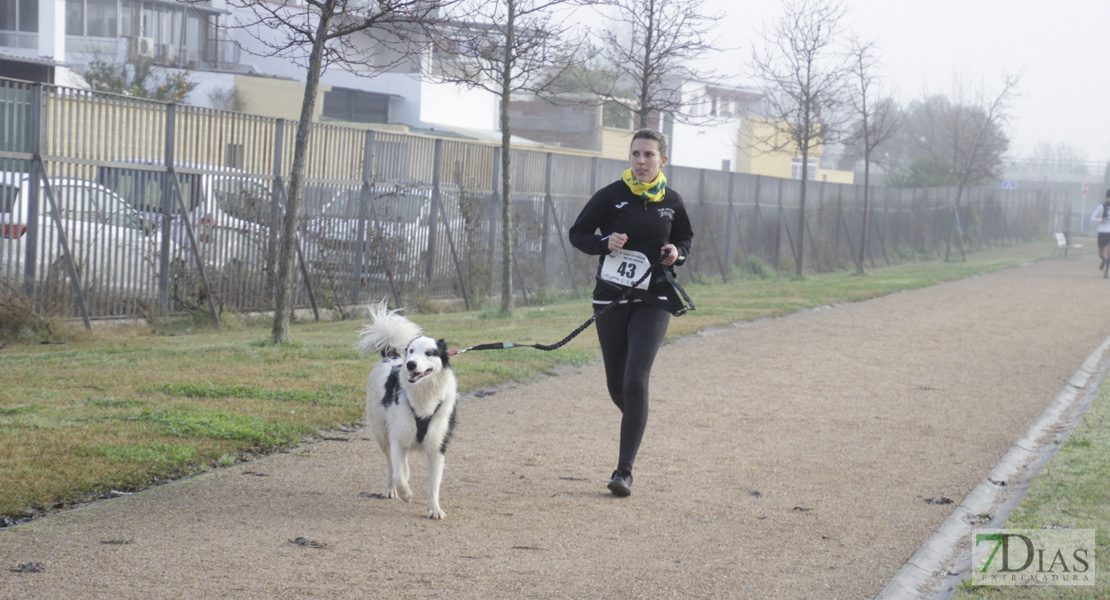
[356,300,422,360]
[361,309,456,520]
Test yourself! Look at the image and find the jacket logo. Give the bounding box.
[615,202,629,209]
[657,207,674,220]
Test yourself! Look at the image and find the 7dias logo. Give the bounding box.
[972,529,1096,586]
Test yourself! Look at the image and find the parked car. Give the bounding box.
[97,161,273,272]
[301,184,438,282]
[0,171,171,296]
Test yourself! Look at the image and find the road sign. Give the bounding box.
[1001,180,1017,191]
[1083,182,1090,196]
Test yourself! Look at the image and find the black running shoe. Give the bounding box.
[608,469,633,497]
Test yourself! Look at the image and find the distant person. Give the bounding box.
[568,129,693,497]
[1092,190,1110,271]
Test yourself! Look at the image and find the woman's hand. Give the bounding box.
[660,244,678,266]
[608,232,628,252]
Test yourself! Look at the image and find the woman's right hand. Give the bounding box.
[608,232,628,252]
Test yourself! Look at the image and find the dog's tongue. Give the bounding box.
[408,368,432,383]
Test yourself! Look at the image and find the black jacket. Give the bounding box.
[569,179,694,302]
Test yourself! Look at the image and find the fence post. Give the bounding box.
[157,103,172,315]
[426,139,442,283]
[724,172,734,275]
[541,152,552,293]
[353,131,370,305]
[159,100,180,314]
[22,84,40,298]
[753,175,764,266]
[775,178,789,273]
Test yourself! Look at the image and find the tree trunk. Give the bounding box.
[271,1,332,344]
[636,0,655,130]
[499,0,516,315]
[795,148,808,278]
[857,153,870,275]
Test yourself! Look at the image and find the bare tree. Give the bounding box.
[903,74,1020,260]
[750,0,851,278]
[432,0,586,314]
[845,37,898,274]
[580,0,722,129]
[1028,141,1089,176]
[215,0,450,343]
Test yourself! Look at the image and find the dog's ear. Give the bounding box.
[436,338,449,366]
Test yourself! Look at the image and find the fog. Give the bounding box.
[586,0,1109,163]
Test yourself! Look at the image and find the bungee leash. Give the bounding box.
[448,249,694,356]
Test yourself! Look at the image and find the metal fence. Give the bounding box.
[0,77,1071,325]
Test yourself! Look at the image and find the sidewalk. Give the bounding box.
[3,256,1109,600]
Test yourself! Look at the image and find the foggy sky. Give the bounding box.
[693,0,1109,163]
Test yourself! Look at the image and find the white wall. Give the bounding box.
[669,119,740,172]
[419,82,498,131]
[226,7,494,131]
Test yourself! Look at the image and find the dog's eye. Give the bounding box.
[426,350,435,356]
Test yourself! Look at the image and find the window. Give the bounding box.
[791,157,819,180]
[66,0,84,35]
[0,0,37,33]
[54,185,99,223]
[322,88,390,124]
[86,0,118,37]
[602,101,632,130]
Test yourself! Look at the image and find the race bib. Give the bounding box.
[599,249,651,290]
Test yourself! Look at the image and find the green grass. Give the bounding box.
[952,386,1110,598]
[0,242,1060,522]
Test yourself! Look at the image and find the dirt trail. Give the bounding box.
[3,256,1110,600]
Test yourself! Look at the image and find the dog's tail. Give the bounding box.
[356,300,422,357]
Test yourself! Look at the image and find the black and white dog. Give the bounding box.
[357,302,457,520]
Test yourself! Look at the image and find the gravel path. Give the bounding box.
[3,256,1110,600]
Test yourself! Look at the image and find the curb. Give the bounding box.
[875,333,1110,599]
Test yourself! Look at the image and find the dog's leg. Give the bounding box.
[379,440,397,498]
[390,440,412,503]
[426,450,446,520]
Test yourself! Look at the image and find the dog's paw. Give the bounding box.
[428,506,446,520]
[395,483,413,503]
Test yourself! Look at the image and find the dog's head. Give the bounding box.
[404,337,450,384]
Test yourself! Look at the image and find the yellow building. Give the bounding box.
[736,118,853,184]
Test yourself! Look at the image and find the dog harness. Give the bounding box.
[408,400,441,444]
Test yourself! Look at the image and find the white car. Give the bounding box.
[96,161,272,272]
[0,171,171,296]
[302,185,437,282]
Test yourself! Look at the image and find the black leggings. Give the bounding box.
[594,301,671,472]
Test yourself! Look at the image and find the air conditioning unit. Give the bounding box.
[129,36,155,59]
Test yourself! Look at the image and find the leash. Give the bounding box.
[448,249,693,356]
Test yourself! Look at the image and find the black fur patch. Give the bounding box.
[439,405,457,454]
[382,366,402,407]
[436,338,450,368]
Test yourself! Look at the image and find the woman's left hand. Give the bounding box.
[660,244,678,266]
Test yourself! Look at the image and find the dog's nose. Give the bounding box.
[406,361,417,371]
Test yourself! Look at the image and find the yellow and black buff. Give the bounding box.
[621,169,667,203]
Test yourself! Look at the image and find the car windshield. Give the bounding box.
[321,188,427,224]
[52,184,146,230]
[213,177,271,225]
[97,166,201,214]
